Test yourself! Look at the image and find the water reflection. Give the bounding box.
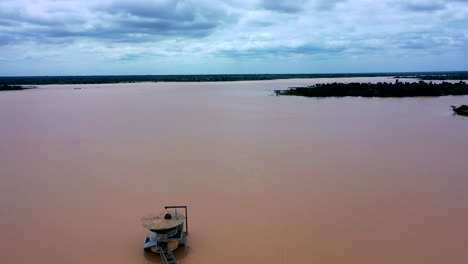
[143,245,191,264]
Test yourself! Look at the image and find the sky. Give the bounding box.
[0,0,467,76]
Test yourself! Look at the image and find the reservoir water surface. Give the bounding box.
[1,77,468,264]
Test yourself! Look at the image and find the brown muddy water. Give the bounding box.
[1,77,468,264]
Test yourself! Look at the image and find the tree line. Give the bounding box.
[275,80,468,97]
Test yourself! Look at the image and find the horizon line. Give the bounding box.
[1,70,468,78]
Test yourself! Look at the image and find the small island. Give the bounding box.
[274,80,468,98]
[0,84,35,91]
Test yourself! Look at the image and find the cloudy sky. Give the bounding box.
[0,0,467,76]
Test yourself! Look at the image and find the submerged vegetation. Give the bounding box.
[275,80,468,97]
[0,84,35,91]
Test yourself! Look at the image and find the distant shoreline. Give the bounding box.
[1,72,467,85]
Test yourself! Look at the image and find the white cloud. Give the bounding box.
[0,0,467,75]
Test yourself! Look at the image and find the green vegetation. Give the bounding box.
[275,80,468,97]
[0,84,35,91]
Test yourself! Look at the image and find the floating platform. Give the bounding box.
[142,206,188,264]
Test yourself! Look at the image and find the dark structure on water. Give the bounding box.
[451,105,468,116]
[142,206,188,264]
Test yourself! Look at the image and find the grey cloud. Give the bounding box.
[116,53,148,62]
[0,8,83,27]
[29,24,215,44]
[95,0,228,36]
[403,3,445,11]
[314,0,348,10]
[0,0,228,45]
[0,19,13,26]
[249,20,275,27]
[259,0,307,13]
[398,40,432,49]
[391,0,446,12]
[259,0,347,13]
[0,35,14,46]
[101,0,196,20]
[218,44,346,58]
[391,31,464,52]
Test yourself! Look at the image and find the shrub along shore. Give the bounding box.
[274,80,468,97]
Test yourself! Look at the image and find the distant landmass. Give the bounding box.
[1,71,467,85]
[396,73,468,80]
[275,80,468,97]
